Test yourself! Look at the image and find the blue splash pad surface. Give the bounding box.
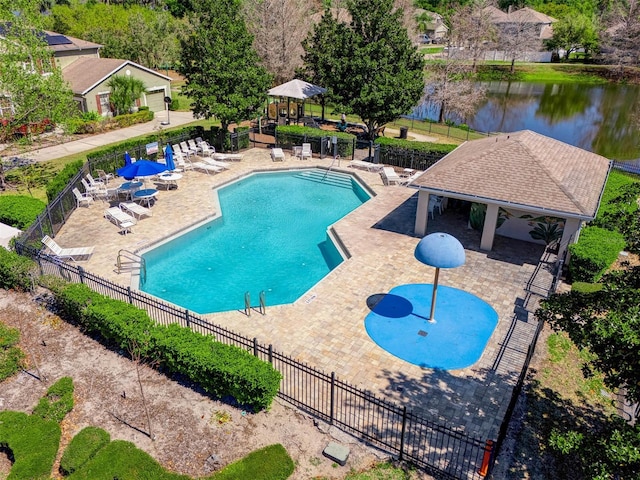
[364,284,498,370]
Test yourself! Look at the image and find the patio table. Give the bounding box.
[133,188,159,207]
[117,181,143,200]
[155,172,182,190]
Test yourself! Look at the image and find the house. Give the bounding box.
[489,6,557,40]
[0,28,171,117]
[415,10,449,42]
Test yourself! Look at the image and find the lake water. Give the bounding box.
[411,81,640,160]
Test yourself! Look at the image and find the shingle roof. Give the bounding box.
[62,57,171,95]
[411,130,611,219]
[43,30,101,53]
[506,7,557,24]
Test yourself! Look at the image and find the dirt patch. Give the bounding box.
[0,289,434,479]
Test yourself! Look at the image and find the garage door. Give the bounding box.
[146,90,166,112]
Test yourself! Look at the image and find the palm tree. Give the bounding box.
[107,75,147,116]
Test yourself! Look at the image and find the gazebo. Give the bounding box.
[266,79,327,125]
[410,130,612,259]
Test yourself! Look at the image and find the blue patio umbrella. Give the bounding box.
[124,151,132,166]
[117,159,168,180]
[164,144,175,171]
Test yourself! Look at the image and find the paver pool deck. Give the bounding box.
[52,148,554,441]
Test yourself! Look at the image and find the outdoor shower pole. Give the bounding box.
[429,267,440,322]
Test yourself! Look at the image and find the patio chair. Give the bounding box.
[73,187,94,208]
[271,148,285,162]
[196,139,215,157]
[85,173,104,188]
[381,167,403,186]
[104,207,137,235]
[188,139,203,154]
[96,169,114,184]
[41,235,95,262]
[119,202,152,219]
[180,141,197,157]
[429,196,444,218]
[300,143,312,160]
[173,144,191,159]
[80,178,99,196]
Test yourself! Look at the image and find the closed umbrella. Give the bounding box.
[117,160,168,180]
[124,151,132,166]
[164,144,175,171]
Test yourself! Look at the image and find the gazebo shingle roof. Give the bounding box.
[411,130,611,218]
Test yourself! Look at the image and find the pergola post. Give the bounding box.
[415,190,430,237]
[480,203,499,251]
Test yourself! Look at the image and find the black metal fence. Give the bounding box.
[16,242,491,479]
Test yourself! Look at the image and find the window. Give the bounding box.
[0,97,15,118]
[97,93,111,116]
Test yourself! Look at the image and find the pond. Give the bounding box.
[411,81,640,160]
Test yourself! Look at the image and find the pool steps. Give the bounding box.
[294,169,354,189]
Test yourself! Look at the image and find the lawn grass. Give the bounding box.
[420,46,444,55]
[476,63,609,84]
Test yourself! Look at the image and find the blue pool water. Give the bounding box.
[365,284,498,370]
[141,169,370,314]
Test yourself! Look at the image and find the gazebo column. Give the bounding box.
[480,203,499,251]
[557,217,581,260]
[415,190,431,236]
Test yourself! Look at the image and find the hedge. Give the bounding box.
[54,284,281,411]
[60,427,111,476]
[0,411,61,480]
[374,136,458,155]
[0,195,46,230]
[46,159,84,203]
[275,125,356,157]
[0,247,36,291]
[569,226,626,282]
[32,376,75,423]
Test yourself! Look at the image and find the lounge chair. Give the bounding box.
[188,139,203,154]
[300,143,312,160]
[119,202,152,219]
[400,170,425,186]
[173,144,191,159]
[80,178,99,196]
[180,141,197,157]
[381,167,403,186]
[190,161,223,175]
[202,157,231,169]
[196,140,215,157]
[271,148,285,162]
[212,152,243,161]
[41,235,95,262]
[73,187,94,208]
[96,169,114,184]
[86,173,104,188]
[347,160,383,172]
[104,207,137,235]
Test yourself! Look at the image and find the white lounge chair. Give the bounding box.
[180,141,197,157]
[347,160,383,172]
[271,148,285,162]
[212,152,243,161]
[190,161,223,175]
[119,202,152,219]
[86,173,104,188]
[202,157,230,169]
[400,170,425,186]
[73,187,94,208]
[381,167,403,186]
[104,207,137,235]
[188,139,203,154]
[42,235,95,262]
[80,178,99,196]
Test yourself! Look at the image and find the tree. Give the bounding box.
[244,0,310,85]
[178,0,272,134]
[545,13,599,61]
[0,0,76,166]
[601,0,640,69]
[497,12,546,72]
[300,0,425,140]
[449,0,499,71]
[106,75,146,116]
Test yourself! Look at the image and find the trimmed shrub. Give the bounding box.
[112,109,154,129]
[32,376,74,423]
[46,159,84,203]
[0,195,46,230]
[569,226,626,282]
[0,322,24,381]
[60,427,111,475]
[212,444,295,480]
[375,136,457,155]
[0,410,61,480]
[276,125,356,157]
[53,284,281,411]
[0,247,36,291]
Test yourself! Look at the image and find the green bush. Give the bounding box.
[569,226,626,282]
[0,195,46,230]
[60,427,111,475]
[46,160,84,202]
[53,284,281,411]
[375,135,457,155]
[0,410,61,480]
[212,444,294,480]
[32,376,75,423]
[0,322,24,381]
[0,247,36,291]
[169,97,180,111]
[112,109,154,129]
[276,125,356,157]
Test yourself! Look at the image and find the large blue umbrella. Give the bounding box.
[124,151,132,166]
[164,144,175,171]
[117,160,168,180]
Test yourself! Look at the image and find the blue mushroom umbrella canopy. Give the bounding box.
[117,160,168,180]
[414,232,465,268]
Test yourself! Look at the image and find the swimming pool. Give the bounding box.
[140,169,371,314]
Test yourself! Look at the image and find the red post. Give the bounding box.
[478,439,494,477]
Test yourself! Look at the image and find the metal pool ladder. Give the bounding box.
[117,249,147,284]
[244,290,266,316]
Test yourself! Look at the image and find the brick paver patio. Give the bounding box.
[52,147,553,441]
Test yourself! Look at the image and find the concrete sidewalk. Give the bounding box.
[26,111,197,163]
